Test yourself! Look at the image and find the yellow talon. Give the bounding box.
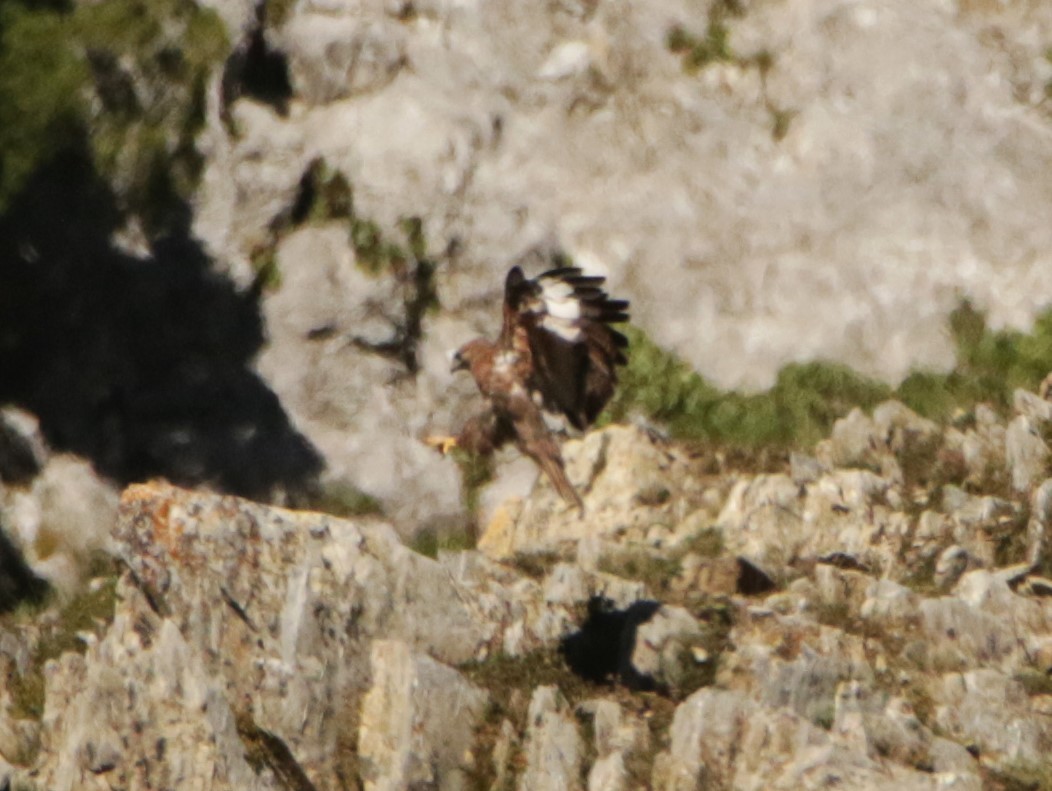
[424,435,459,455]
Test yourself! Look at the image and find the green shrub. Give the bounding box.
[0,4,87,209]
[605,301,1052,451]
[0,0,229,228]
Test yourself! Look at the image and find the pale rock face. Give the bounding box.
[935,669,1052,769]
[934,544,972,590]
[281,13,407,103]
[721,610,872,730]
[198,0,1052,394]
[1014,388,1052,424]
[35,581,277,791]
[1005,414,1051,492]
[254,224,464,531]
[629,605,707,693]
[30,456,118,562]
[26,481,708,789]
[518,686,582,791]
[358,639,487,791]
[478,424,716,561]
[191,0,1052,532]
[587,752,627,791]
[660,688,754,791]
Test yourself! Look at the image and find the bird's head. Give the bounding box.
[450,338,491,374]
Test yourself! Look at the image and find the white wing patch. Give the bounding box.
[539,278,575,305]
[538,277,583,341]
[541,315,582,341]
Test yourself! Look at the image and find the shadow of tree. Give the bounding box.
[0,137,323,500]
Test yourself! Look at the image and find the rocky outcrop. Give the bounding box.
[11,479,646,790]
[0,409,118,596]
[5,389,1052,789]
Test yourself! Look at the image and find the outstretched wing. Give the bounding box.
[500,265,629,430]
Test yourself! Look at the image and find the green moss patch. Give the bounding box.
[310,480,385,519]
[666,0,743,72]
[0,4,88,209]
[3,556,120,724]
[409,526,476,559]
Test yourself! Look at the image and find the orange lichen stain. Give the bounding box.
[119,481,172,508]
[119,481,184,559]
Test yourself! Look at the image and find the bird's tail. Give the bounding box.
[535,451,584,513]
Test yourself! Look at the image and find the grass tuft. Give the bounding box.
[311,481,384,519]
[4,556,120,724]
[409,527,476,559]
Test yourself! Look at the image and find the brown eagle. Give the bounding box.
[427,265,629,509]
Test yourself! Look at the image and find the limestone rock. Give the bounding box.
[872,401,940,453]
[629,605,708,695]
[1015,388,1052,425]
[199,0,1052,398]
[934,545,972,591]
[660,688,754,790]
[1006,415,1051,493]
[23,482,516,790]
[185,0,1052,543]
[587,752,627,791]
[0,454,119,594]
[358,639,487,791]
[943,406,1009,487]
[281,13,406,104]
[15,398,1052,791]
[721,608,872,730]
[31,580,277,791]
[518,686,582,791]
[478,424,713,560]
[30,456,118,562]
[934,669,1052,769]
[254,224,465,533]
[716,466,909,577]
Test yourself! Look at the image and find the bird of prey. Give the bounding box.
[427,264,629,510]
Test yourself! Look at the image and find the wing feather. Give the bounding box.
[500,264,630,430]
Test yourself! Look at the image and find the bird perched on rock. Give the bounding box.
[426,264,630,510]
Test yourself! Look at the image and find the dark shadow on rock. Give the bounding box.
[560,596,662,690]
[0,138,323,500]
[220,1,292,125]
[736,556,777,595]
[0,412,45,485]
[0,527,48,614]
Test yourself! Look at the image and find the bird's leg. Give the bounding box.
[424,435,459,455]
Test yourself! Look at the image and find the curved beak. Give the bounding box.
[450,351,468,374]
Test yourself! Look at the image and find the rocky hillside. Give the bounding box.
[1,385,1051,789]
[2,0,1052,787]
